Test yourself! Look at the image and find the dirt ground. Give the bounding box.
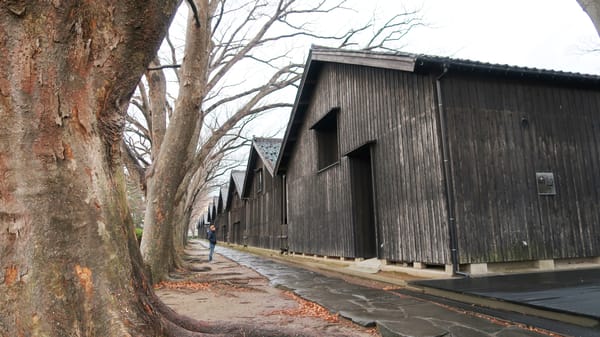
[156,244,379,336]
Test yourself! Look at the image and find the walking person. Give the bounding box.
[208,225,217,262]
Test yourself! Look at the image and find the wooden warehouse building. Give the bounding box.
[214,185,229,242]
[196,213,209,239]
[242,138,286,251]
[274,46,600,274]
[207,196,218,227]
[224,170,246,245]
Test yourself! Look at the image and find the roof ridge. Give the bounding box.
[310,45,600,78]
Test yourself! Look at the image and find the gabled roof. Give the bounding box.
[242,137,282,198]
[206,204,212,222]
[253,137,283,175]
[218,184,229,213]
[231,170,245,195]
[197,213,208,226]
[274,46,600,174]
[225,170,246,211]
[208,196,218,222]
[212,196,218,216]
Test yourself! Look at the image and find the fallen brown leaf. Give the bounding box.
[266,291,340,323]
[154,280,211,291]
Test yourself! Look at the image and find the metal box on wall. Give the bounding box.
[536,172,556,195]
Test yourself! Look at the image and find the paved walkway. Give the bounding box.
[208,242,567,337]
[412,268,600,321]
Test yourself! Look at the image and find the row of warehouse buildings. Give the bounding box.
[197,46,600,275]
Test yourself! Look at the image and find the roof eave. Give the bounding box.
[275,49,320,175]
[240,147,258,198]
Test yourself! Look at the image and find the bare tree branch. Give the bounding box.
[186,0,202,27]
[121,140,148,193]
[165,31,181,82]
[131,0,424,280]
[363,11,423,51]
[125,114,150,140]
[147,64,181,71]
[210,0,226,38]
[204,63,301,114]
[207,0,290,93]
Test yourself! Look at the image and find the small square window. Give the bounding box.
[311,108,339,170]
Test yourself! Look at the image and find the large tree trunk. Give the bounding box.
[140,1,210,283]
[0,2,355,337]
[578,0,600,36]
[0,1,179,335]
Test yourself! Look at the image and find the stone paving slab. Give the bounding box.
[213,244,554,337]
[377,318,448,337]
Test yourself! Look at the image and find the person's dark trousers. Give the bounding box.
[209,242,216,262]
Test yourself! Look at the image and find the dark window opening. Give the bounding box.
[311,107,339,170]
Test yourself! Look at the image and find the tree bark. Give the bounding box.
[146,57,169,160]
[578,0,600,36]
[140,0,211,283]
[0,1,179,335]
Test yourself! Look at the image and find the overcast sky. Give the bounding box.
[240,0,600,141]
[348,0,600,74]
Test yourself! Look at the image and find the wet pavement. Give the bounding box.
[208,242,592,337]
[411,268,600,321]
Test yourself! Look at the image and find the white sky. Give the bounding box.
[348,0,600,74]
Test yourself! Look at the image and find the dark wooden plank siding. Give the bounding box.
[245,161,284,251]
[287,161,355,256]
[443,74,600,263]
[228,193,245,245]
[287,64,356,258]
[215,212,228,242]
[286,63,450,263]
[371,70,449,265]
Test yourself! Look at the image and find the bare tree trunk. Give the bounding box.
[0,1,182,335]
[146,57,169,160]
[0,2,360,336]
[140,1,211,283]
[578,0,600,36]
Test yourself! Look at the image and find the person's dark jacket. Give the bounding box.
[208,230,217,245]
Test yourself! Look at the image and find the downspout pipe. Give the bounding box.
[281,174,288,254]
[435,65,469,278]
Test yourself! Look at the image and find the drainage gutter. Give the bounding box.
[435,66,469,278]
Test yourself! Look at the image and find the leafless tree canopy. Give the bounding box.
[125,1,423,285]
[124,0,422,195]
